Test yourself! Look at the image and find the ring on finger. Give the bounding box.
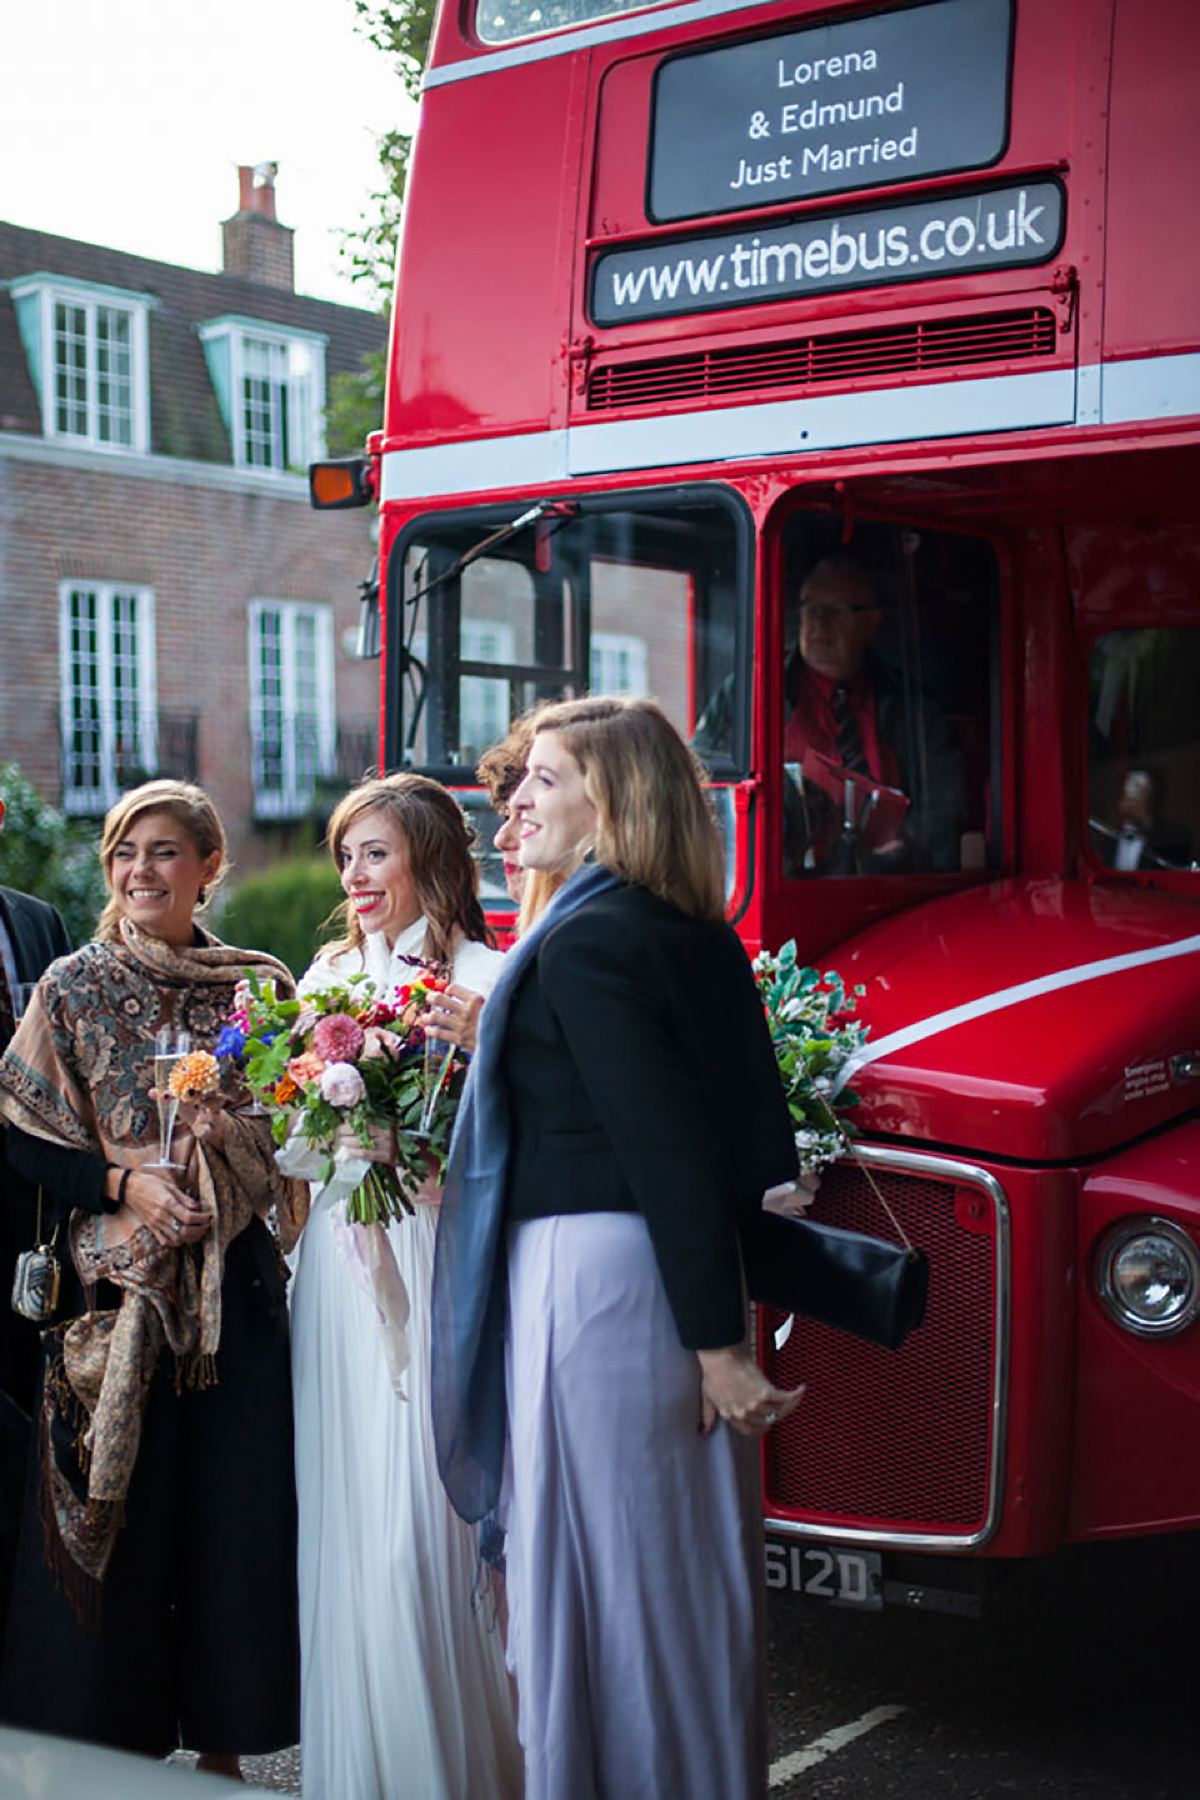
[172,1220,182,1234]
[764,1409,778,1425]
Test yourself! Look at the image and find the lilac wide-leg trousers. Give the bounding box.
[504,1212,767,1800]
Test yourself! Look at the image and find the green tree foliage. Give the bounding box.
[338,3,436,307]
[219,857,346,980]
[326,348,388,458]
[0,763,106,948]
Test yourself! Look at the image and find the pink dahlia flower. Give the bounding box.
[312,1012,366,1063]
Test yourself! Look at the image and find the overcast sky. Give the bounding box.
[2,0,418,309]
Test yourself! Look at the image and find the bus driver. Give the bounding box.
[783,552,964,875]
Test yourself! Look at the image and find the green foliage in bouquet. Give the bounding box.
[752,939,869,1178]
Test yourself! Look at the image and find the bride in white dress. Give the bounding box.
[287,774,521,1800]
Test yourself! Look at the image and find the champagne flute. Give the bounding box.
[419,1029,455,1138]
[153,1025,192,1165]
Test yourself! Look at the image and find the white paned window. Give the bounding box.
[12,277,151,453]
[58,584,157,812]
[461,619,516,762]
[590,631,649,696]
[249,601,335,816]
[200,318,326,473]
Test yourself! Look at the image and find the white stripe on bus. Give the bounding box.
[377,352,1200,503]
[566,364,1073,473]
[831,930,1200,1096]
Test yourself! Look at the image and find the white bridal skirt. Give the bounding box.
[291,1189,522,1800]
[504,1211,767,1800]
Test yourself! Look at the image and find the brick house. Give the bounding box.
[0,167,386,883]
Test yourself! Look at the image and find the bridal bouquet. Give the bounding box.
[752,939,869,1180]
[215,969,464,1225]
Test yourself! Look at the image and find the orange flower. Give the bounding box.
[168,1051,221,1102]
[287,1051,326,1088]
[273,1074,299,1105]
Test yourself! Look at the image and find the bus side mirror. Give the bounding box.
[309,458,374,510]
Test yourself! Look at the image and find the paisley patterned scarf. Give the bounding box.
[0,918,300,1595]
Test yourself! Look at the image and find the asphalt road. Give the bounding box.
[765,1531,1200,1798]
[173,1532,1199,1796]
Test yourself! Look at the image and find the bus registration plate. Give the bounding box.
[765,1538,882,1610]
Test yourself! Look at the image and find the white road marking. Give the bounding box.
[768,1703,908,1787]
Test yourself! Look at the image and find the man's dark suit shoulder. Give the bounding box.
[0,887,72,973]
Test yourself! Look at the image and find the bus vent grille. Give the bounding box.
[585,308,1058,411]
[759,1161,998,1536]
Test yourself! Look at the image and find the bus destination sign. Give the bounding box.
[591,180,1063,327]
[649,0,1013,223]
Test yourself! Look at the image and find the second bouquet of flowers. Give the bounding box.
[216,967,463,1226]
[752,938,868,1181]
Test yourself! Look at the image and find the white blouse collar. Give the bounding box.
[362,915,429,994]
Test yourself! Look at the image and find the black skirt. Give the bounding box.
[0,1219,300,1757]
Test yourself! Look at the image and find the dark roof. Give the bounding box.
[0,219,386,461]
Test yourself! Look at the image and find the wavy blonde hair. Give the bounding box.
[96,780,227,943]
[529,696,725,921]
[322,773,490,967]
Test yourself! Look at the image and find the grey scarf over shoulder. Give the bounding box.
[430,862,619,1535]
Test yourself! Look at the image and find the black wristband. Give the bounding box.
[115,1167,133,1211]
[98,1162,122,1214]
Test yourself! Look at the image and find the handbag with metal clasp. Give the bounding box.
[11,1189,62,1324]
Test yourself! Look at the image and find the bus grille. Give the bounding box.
[586,307,1057,412]
[758,1159,1000,1539]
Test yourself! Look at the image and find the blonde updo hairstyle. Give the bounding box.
[323,773,490,967]
[96,780,227,943]
[529,695,726,922]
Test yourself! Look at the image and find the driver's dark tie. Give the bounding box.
[832,683,870,776]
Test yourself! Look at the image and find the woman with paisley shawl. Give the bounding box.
[0,781,301,1776]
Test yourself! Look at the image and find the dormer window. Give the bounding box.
[10,275,152,453]
[199,317,326,473]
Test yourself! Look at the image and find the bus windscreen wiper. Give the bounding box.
[404,500,579,611]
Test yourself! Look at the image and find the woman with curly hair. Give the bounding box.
[0,780,301,1776]
[287,773,520,1800]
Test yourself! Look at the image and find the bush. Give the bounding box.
[0,763,107,947]
[219,856,344,979]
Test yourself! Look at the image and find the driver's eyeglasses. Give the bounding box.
[798,602,878,623]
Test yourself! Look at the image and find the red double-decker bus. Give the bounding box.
[314,0,1200,1611]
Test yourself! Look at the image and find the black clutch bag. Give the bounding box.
[746,1211,929,1351]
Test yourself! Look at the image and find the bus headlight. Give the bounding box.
[1096,1218,1200,1337]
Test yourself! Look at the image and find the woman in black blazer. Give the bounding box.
[434,696,802,1800]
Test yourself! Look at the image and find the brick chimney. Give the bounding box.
[221,163,295,290]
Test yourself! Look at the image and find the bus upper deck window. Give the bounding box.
[476,0,657,45]
[1088,629,1200,874]
[779,520,999,879]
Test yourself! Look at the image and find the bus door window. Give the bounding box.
[1087,630,1200,874]
[390,492,748,906]
[778,517,999,879]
